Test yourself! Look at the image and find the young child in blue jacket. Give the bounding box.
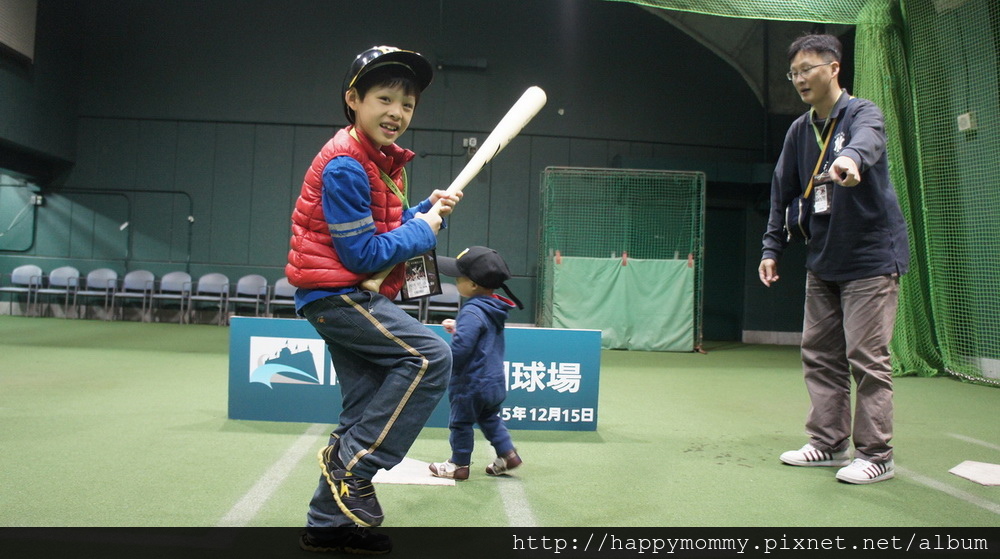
[429,246,525,480]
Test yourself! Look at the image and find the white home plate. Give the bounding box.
[949,461,1000,486]
[372,457,455,486]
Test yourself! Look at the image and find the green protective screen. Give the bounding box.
[552,257,694,351]
[538,166,705,352]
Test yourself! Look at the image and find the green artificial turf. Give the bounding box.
[1,316,997,529]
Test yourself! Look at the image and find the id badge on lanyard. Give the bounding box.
[810,115,837,216]
[812,172,833,215]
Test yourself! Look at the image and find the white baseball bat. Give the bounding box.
[362,86,548,292]
[436,85,548,203]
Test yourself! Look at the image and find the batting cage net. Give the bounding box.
[537,167,705,352]
[879,0,1000,385]
[612,0,1000,384]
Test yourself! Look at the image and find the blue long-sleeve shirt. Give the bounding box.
[294,156,436,311]
[761,91,909,282]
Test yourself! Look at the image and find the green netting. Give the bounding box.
[609,0,877,23]
[612,0,1000,385]
[537,167,705,351]
[852,1,941,379]
[887,0,1000,385]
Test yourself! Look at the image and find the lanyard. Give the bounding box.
[804,117,837,199]
[809,91,848,148]
[381,168,409,210]
[811,119,824,149]
[348,127,409,209]
[810,111,834,149]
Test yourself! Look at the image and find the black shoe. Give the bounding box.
[318,443,384,527]
[300,528,392,555]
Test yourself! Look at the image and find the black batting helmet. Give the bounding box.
[342,46,433,123]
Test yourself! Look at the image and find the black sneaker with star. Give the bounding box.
[318,442,385,527]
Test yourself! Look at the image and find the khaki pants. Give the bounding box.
[801,272,900,464]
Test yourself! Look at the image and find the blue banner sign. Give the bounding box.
[228,317,601,431]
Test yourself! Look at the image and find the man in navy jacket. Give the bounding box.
[759,33,909,485]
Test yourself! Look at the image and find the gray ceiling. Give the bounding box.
[643,7,852,115]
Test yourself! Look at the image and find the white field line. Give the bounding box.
[894,432,1000,517]
[484,448,537,527]
[947,433,1000,452]
[500,476,537,527]
[217,423,327,527]
[896,466,1000,516]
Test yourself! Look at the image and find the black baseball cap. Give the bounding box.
[438,246,523,308]
[342,45,433,123]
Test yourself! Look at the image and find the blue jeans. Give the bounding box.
[302,291,451,527]
[448,390,515,466]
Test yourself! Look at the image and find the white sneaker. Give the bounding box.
[428,460,469,480]
[779,443,852,467]
[836,458,895,484]
[485,449,522,476]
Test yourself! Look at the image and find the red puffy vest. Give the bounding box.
[285,126,413,297]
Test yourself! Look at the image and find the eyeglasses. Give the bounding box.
[786,62,834,81]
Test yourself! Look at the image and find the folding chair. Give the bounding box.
[74,268,119,320]
[266,277,297,318]
[33,266,81,318]
[185,272,230,325]
[0,264,43,316]
[228,274,269,319]
[149,271,191,323]
[112,270,155,321]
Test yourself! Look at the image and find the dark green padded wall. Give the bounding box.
[2,0,775,331]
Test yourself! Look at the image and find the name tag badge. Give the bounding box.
[813,184,830,214]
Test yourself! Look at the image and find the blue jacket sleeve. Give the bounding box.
[449,308,486,376]
[837,99,887,173]
[403,197,449,230]
[761,121,803,262]
[404,198,433,220]
[322,157,437,274]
